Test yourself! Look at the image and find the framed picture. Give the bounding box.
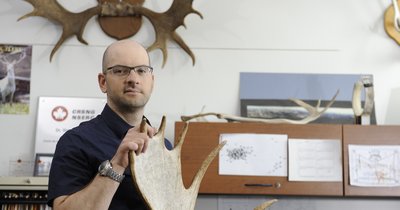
[240,72,376,125]
[33,153,53,177]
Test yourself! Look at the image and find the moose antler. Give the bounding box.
[101,1,202,67]
[181,90,340,124]
[129,116,225,210]
[18,0,102,61]
[18,0,201,66]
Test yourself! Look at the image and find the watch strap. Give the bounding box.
[106,168,125,183]
[98,160,125,183]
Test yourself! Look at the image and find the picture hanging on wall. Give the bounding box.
[33,153,53,177]
[0,44,32,115]
[240,72,376,124]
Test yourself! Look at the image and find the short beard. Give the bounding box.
[111,95,148,114]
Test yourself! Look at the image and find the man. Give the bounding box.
[47,39,172,210]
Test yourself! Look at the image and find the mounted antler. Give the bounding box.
[18,0,201,66]
[129,116,225,210]
[18,0,102,61]
[181,90,340,124]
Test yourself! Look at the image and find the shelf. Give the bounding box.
[175,122,343,196]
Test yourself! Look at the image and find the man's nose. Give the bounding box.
[125,70,140,82]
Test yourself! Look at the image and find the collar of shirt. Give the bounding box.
[101,104,151,140]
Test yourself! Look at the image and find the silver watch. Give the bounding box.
[98,160,125,183]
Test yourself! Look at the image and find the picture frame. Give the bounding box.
[33,153,53,177]
[240,72,376,125]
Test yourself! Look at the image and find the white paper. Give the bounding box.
[35,97,106,154]
[349,144,400,187]
[219,133,288,176]
[288,139,342,182]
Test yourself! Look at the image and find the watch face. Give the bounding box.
[98,160,110,175]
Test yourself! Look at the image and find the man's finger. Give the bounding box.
[140,118,147,133]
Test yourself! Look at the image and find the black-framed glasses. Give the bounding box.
[105,65,153,77]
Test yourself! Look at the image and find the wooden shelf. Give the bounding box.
[0,177,48,191]
[175,122,343,196]
[343,125,400,197]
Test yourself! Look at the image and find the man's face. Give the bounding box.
[99,43,154,113]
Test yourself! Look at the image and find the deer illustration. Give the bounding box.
[0,49,26,105]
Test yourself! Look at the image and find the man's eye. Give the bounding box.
[136,68,147,74]
[113,69,124,74]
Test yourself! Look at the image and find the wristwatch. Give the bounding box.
[98,160,125,183]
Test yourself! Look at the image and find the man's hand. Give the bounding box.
[111,120,156,169]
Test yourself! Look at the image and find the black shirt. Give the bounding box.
[47,104,172,209]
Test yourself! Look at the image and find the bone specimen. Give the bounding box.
[129,116,225,210]
[181,90,339,124]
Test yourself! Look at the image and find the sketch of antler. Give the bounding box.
[181,90,339,124]
[129,116,225,210]
[18,0,201,66]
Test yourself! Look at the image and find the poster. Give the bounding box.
[0,44,32,114]
[34,96,106,154]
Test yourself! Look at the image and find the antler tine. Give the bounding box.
[181,112,220,122]
[172,33,196,65]
[175,122,189,151]
[147,42,168,68]
[189,141,226,192]
[155,115,167,138]
[19,0,101,62]
[253,199,278,210]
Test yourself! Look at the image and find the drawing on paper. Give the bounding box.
[219,133,288,177]
[225,144,254,163]
[349,145,400,187]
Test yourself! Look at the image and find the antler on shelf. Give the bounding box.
[19,0,201,66]
[181,90,340,124]
[129,116,225,210]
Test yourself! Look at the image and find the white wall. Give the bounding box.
[1,0,400,209]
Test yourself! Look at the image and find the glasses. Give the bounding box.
[105,65,153,77]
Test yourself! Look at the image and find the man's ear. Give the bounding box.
[98,73,107,93]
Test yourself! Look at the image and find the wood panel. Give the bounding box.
[175,122,343,196]
[343,125,400,197]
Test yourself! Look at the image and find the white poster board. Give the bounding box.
[34,97,106,154]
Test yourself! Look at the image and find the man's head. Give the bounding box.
[98,39,154,115]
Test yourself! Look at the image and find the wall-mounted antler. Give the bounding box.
[18,0,102,62]
[19,0,201,67]
[181,90,339,124]
[129,116,225,209]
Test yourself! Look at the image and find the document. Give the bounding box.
[349,144,400,187]
[288,139,342,182]
[219,133,288,176]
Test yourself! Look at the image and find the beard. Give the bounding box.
[109,92,150,113]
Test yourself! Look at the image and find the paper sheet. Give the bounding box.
[219,133,288,176]
[349,144,400,187]
[288,139,342,182]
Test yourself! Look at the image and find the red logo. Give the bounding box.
[52,106,68,122]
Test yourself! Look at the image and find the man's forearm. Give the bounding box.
[53,174,121,210]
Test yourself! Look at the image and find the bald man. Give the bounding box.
[48,40,172,210]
